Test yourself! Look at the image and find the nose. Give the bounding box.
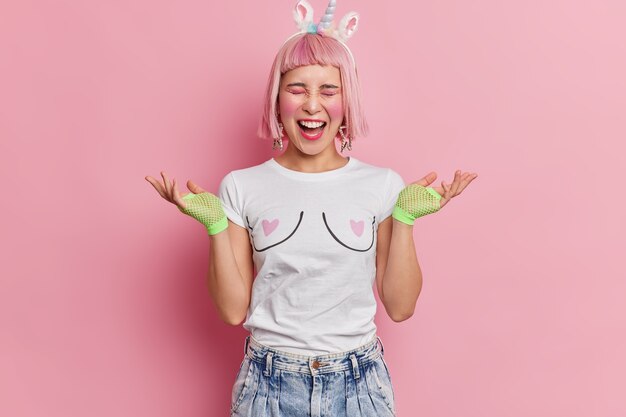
[302,93,321,114]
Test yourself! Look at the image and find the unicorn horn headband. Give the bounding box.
[282,0,360,68]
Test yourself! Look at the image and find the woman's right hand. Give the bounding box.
[145,172,229,235]
[145,171,199,209]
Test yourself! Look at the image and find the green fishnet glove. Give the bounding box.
[392,184,443,226]
[177,192,228,235]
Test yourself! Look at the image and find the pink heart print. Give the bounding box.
[350,219,364,237]
[262,219,279,236]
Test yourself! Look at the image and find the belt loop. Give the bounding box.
[244,335,250,356]
[349,354,360,380]
[263,351,274,377]
[377,336,385,355]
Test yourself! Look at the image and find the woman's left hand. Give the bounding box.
[412,170,478,209]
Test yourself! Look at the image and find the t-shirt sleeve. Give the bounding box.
[379,168,406,221]
[217,172,245,228]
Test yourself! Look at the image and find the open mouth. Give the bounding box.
[297,120,326,140]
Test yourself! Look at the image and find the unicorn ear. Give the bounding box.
[336,12,359,42]
[293,0,315,31]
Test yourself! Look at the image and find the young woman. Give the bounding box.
[146,1,477,416]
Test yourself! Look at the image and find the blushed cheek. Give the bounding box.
[278,98,299,119]
[325,102,344,121]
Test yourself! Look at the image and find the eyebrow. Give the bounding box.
[286,82,340,89]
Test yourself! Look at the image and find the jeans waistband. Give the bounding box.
[243,335,385,377]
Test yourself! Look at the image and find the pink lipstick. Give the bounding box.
[297,119,326,141]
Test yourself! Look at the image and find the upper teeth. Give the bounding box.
[299,121,325,128]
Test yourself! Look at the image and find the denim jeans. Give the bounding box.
[230,334,397,417]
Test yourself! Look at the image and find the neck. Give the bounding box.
[274,142,349,173]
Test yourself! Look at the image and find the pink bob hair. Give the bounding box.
[257,33,369,141]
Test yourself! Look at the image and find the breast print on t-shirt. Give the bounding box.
[216,159,406,272]
[245,193,376,256]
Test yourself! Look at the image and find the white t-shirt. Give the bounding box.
[217,156,405,355]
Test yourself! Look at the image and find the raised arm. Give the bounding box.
[375,169,478,321]
[146,172,254,326]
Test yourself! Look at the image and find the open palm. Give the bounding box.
[410,170,478,209]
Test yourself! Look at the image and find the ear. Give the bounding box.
[293,0,314,31]
[337,12,359,42]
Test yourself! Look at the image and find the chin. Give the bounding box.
[297,138,336,154]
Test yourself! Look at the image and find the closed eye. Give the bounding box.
[246,211,304,252]
[321,212,376,252]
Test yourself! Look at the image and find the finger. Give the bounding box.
[439,181,450,206]
[441,181,450,197]
[161,171,172,197]
[440,180,450,201]
[449,170,462,196]
[413,172,437,187]
[452,174,467,195]
[188,180,207,194]
[447,171,464,197]
[454,172,478,195]
[145,175,168,200]
[455,173,474,194]
[172,178,186,208]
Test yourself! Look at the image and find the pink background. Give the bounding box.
[1,0,624,416]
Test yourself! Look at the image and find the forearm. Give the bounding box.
[208,230,250,325]
[382,219,423,322]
